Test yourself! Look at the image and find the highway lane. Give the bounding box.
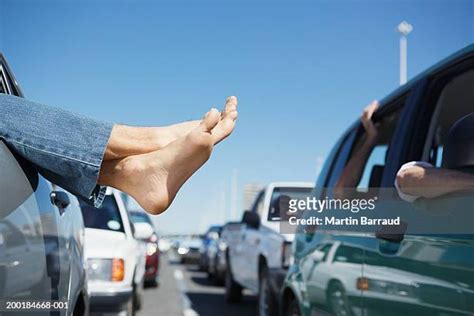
[138,252,257,316]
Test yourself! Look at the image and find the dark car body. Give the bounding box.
[281,45,474,316]
[0,54,89,315]
[177,238,203,264]
[206,222,241,284]
[129,210,160,287]
[199,225,222,271]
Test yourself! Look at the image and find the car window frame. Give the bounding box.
[383,52,474,185]
[0,54,24,97]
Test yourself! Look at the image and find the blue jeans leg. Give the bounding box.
[0,94,113,207]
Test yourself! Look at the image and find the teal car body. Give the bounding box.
[281,44,474,316]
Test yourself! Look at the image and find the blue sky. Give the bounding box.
[1,0,473,234]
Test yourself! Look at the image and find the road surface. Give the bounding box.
[137,252,257,316]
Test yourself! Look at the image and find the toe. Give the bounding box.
[228,110,238,121]
[200,108,220,132]
[222,96,238,116]
[211,114,237,144]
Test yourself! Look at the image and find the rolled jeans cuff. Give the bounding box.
[0,94,114,207]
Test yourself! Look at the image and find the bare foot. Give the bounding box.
[100,108,221,214]
[152,120,201,149]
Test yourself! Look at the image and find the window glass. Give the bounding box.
[0,143,54,301]
[0,223,26,247]
[0,77,6,94]
[319,243,333,262]
[0,67,9,94]
[129,211,152,225]
[357,145,388,190]
[80,196,125,233]
[314,132,350,193]
[325,131,357,194]
[325,104,404,199]
[430,145,444,167]
[268,187,314,221]
[333,244,364,264]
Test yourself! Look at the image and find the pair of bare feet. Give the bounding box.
[98,96,238,215]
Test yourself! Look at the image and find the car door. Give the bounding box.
[231,191,264,289]
[0,142,54,302]
[297,127,366,316]
[0,55,72,313]
[362,52,474,316]
[243,189,267,291]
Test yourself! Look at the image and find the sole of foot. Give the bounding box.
[122,108,221,215]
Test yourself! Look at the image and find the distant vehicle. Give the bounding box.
[0,54,89,315]
[225,182,313,316]
[158,238,172,253]
[177,238,203,264]
[80,189,147,316]
[281,45,474,316]
[199,225,222,271]
[129,210,160,287]
[207,222,241,285]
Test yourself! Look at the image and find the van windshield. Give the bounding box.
[130,211,153,226]
[80,196,125,233]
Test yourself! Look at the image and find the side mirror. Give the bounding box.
[242,211,260,230]
[134,222,154,240]
[310,249,325,262]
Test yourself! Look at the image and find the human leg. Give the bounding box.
[0,94,238,211]
[0,94,112,206]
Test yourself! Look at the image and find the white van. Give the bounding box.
[80,188,149,316]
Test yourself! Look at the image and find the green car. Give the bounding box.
[280,45,474,316]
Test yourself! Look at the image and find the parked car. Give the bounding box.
[0,54,89,315]
[129,210,160,287]
[177,238,203,264]
[207,222,241,285]
[199,225,222,271]
[225,182,313,316]
[80,188,147,316]
[281,44,474,316]
[158,237,172,253]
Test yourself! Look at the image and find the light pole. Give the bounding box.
[397,21,413,85]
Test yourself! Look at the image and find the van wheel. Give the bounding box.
[225,264,242,303]
[214,256,224,286]
[328,282,352,316]
[285,298,302,316]
[133,282,143,311]
[258,266,277,316]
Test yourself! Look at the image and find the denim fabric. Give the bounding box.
[0,94,113,207]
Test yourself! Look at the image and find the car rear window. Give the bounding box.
[268,187,314,221]
[80,195,125,233]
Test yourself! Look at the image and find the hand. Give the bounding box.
[361,100,379,142]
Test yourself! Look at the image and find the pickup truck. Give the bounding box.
[225,182,313,316]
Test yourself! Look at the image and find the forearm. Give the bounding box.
[397,167,474,198]
[334,137,376,198]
